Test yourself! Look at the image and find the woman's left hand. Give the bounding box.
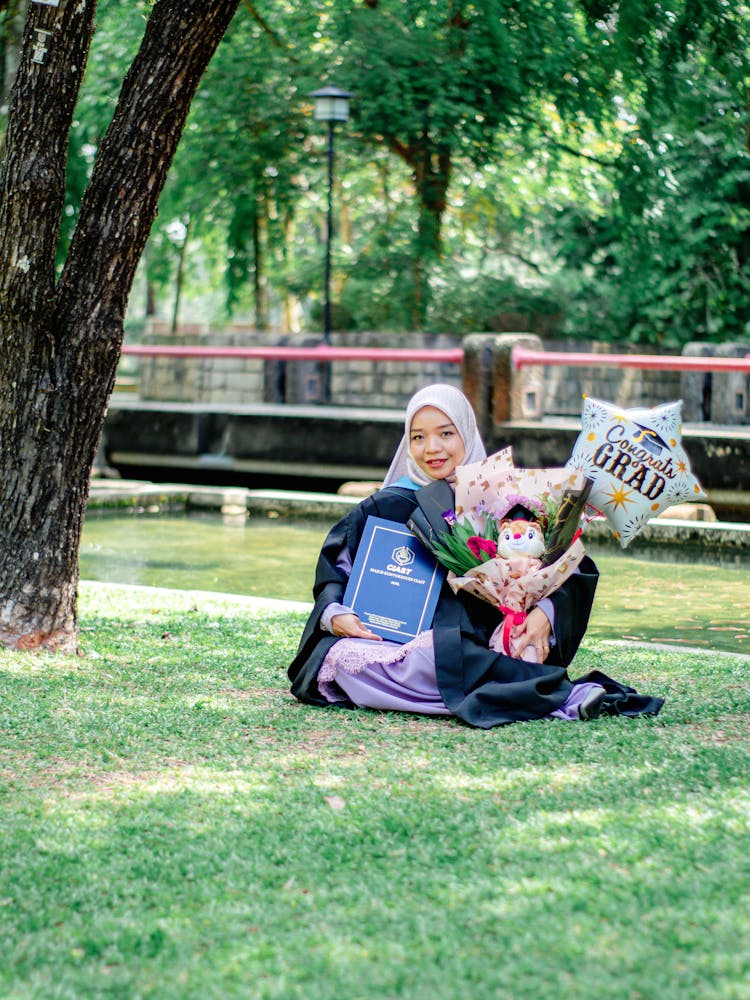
[509,606,552,662]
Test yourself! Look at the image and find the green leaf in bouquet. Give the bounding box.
[427,511,499,576]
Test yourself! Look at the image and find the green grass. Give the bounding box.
[1,583,749,999]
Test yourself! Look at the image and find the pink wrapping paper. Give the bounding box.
[447,449,590,660]
[454,451,588,530]
[446,536,586,614]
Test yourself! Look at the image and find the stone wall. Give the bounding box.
[136,325,464,409]
[680,342,750,424]
[138,323,273,405]
[132,322,745,420]
[540,340,682,416]
[327,331,462,408]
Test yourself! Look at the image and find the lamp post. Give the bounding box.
[310,85,351,349]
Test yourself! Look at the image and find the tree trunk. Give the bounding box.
[389,135,452,328]
[413,145,451,327]
[413,143,451,259]
[252,196,268,331]
[281,211,296,334]
[0,0,240,651]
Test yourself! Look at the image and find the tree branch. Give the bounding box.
[387,136,416,169]
[240,0,286,49]
[515,112,622,169]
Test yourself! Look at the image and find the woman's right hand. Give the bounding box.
[331,613,383,641]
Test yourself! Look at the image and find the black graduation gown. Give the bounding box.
[287,485,664,728]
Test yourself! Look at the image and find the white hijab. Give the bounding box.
[383,383,486,487]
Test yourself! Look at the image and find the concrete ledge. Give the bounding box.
[87,480,253,515]
[245,489,358,521]
[87,480,750,559]
[86,480,193,513]
[86,480,359,521]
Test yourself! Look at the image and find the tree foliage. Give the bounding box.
[330,0,623,323]
[552,1,750,345]
[64,0,750,345]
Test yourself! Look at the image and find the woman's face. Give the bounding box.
[409,405,466,480]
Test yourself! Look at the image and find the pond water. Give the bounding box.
[80,513,749,655]
[80,514,329,601]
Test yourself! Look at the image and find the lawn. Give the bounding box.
[1,583,748,999]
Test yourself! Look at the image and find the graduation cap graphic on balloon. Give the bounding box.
[631,423,669,457]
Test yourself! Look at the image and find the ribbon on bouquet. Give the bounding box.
[496,605,527,656]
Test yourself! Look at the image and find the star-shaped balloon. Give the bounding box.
[566,396,705,547]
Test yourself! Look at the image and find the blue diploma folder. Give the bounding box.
[343,516,445,643]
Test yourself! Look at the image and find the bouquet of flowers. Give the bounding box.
[409,448,593,661]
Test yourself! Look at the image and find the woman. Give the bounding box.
[288,384,663,728]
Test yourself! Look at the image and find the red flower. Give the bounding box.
[467,536,497,560]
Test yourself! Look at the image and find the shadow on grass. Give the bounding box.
[1,601,749,999]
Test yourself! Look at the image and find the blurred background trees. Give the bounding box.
[9,0,748,348]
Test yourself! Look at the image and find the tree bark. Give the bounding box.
[0,0,240,651]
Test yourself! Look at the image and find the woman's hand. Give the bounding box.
[331,612,383,641]
[509,606,552,662]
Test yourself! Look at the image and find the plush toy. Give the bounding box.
[492,512,548,660]
[496,518,546,560]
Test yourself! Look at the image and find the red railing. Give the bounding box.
[512,346,750,374]
[120,344,464,363]
[121,342,750,374]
